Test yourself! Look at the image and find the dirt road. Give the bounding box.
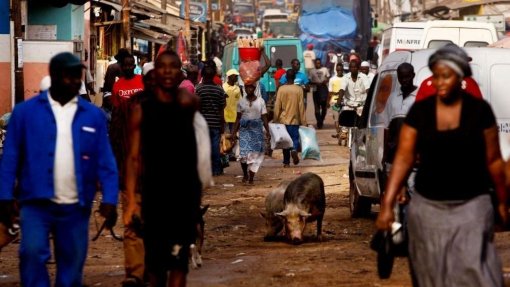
[2,105,510,286]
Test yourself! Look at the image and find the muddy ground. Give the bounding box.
[2,102,510,286]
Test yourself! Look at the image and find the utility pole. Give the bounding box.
[12,0,24,104]
[185,0,190,39]
[121,0,131,49]
[161,0,167,24]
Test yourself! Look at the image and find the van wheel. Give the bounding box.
[349,176,371,218]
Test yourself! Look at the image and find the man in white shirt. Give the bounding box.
[309,59,330,129]
[360,61,375,87]
[303,44,316,77]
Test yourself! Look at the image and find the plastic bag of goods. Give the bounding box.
[239,61,261,85]
[193,112,214,189]
[268,123,293,150]
[298,126,321,160]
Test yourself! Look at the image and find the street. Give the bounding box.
[1,94,510,286]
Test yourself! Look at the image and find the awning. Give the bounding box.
[91,0,122,11]
[139,19,181,37]
[132,24,172,45]
[436,0,510,10]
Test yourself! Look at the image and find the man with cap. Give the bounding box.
[303,44,316,77]
[223,69,241,134]
[102,48,130,112]
[360,61,375,86]
[0,52,119,287]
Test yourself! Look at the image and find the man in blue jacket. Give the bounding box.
[0,52,119,287]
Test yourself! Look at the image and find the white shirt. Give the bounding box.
[48,92,79,204]
[213,56,223,75]
[341,73,370,106]
[303,50,316,69]
[385,89,417,125]
[237,96,267,120]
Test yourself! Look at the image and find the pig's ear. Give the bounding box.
[299,210,312,218]
[275,211,287,218]
[260,211,266,219]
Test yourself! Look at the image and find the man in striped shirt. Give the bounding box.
[196,66,227,176]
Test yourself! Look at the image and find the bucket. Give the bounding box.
[239,48,261,62]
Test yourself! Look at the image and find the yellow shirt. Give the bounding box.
[328,75,342,105]
[223,82,241,123]
[274,84,307,126]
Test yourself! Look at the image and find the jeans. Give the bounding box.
[283,125,300,165]
[19,201,90,287]
[209,127,223,175]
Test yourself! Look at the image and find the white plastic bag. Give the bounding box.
[194,112,214,189]
[268,123,293,150]
[298,126,321,160]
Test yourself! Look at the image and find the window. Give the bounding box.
[427,40,453,49]
[369,70,400,127]
[464,41,489,47]
[269,45,297,68]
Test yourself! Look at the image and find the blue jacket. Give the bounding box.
[0,91,119,208]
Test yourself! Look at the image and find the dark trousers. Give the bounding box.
[209,127,223,175]
[313,85,328,128]
[19,201,90,287]
[283,125,300,165]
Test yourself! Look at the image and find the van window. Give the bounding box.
[269,45,297,67]
[428,40,453,49]
[369,70,399,127]
[464,41,489,47]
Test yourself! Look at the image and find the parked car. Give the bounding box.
[340,47,510,217]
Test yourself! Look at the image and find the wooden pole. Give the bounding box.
[121,0,131,49]
[185,0,190,38]
[12,0,24,104]
[161,0,167,24]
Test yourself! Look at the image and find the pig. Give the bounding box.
[276,173,326,244]
[190,204,209,269]
[260,180,291,241]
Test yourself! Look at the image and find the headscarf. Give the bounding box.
[428,44,472,78]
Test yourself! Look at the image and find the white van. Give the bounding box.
[341,47,510,217]
[262,9,288,30]
[378,21,498,66]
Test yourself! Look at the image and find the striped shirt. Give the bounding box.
[196,83,226,129]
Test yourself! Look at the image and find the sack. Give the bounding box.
[193,112,214,189]
[220,133,234,155]
[298,126,321,160]
[268,123,293,150]
[239,61,261,85]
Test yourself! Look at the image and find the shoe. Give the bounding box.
[122,277,144,287]
[291,150,299,165]
[283,164,290,168]
[331,134,338,138]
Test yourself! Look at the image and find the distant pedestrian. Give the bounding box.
[309,58,330,129]
[328,64,344,138]
[0,52,119,287]
[102,48,130,111]
[376,44,508,286]
[274,59,286,90]
[274,69,307,167]
[179,65,199,94]
[360,61,375,86]
[231,84,271,184]
[124,50,202,287]
[196,66,227,176]
[223,69,241,133]
[303,44,316,76]
[279,59,310,107]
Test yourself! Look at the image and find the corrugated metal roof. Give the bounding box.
[436,0,510,9]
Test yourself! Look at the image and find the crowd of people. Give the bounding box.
[1,41,510,287]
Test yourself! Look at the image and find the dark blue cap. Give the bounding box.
[49,52,84,73]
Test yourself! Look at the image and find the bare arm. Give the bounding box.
[376,124,417,230]
[260,50,271,76]
[262,114,270,138]
[123,103,142,226]
[485,126,508,225]
[232,112,242,140]
[336,89,345,106]
[273,90,282,124]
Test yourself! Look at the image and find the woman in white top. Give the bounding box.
[232,84,271,184]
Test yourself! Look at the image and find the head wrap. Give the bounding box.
[428,44,472,78]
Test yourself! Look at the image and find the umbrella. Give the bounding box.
[488,37,510,48]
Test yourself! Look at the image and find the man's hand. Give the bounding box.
[99,203,118,229]
[0,200,16,228]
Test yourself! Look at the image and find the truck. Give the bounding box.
[377,20,499,66]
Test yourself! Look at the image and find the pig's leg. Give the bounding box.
[316,215,323,242]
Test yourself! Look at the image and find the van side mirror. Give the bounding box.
[339,110,359,127]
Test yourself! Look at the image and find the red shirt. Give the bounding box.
[416,76,482,101]
[214,75,223,86]
[274,68,286,84]
[112,75,144,107]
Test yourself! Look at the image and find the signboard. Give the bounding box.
[27,25,57,40]
[464,14,506,32]
[180,2,207,23]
